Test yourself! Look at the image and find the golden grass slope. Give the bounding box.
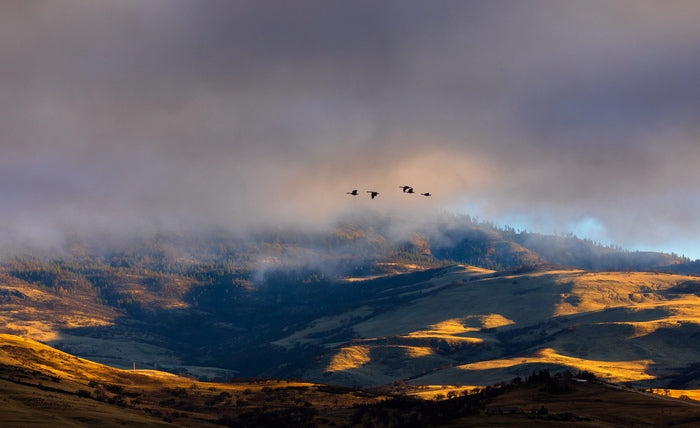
[0,272,117,342]
[326,345,371,371]
[349,267,580,339]
[0,333,208,388]
[458,347,655,382]
[4,334,700,427]
[553,271,700,317]
[318,266,700,388]
[0,268,197,343]
[0,378,177,428]
[0,334,389,427]
[350,268,699,341]
[653,388,700,401]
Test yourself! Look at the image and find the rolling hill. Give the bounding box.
[0,333,388,427]
[276,266,700,389]
[0,216,699,392]
[3,333,700,427]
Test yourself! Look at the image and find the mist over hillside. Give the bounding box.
[2,213,689,275]
[1,213,697,387]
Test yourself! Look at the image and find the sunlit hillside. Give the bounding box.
[0,271,118,342]
[1,222,699,392]
[0,334,388,427]
[288,266,700,389]
[4,333,700,427]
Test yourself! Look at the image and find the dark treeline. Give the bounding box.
[349,369,597,427]
[3,214,688,279]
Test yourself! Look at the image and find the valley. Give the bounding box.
[1,219,700,425]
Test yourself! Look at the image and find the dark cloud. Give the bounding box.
[1,1,700,257]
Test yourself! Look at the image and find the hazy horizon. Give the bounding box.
[2,1,700,259]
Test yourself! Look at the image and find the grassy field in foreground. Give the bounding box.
[0,334,388,427]
[4,333,700,427]
[474,380,700,428]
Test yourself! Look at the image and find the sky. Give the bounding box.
[2,1,700,258]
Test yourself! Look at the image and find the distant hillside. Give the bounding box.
[428,222,544,270]
[424,214,687,270]
[511,232,683,271]
[656,260,700,276]
[12,213,684,276]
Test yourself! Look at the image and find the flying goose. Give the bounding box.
[347,189,358,195]
[367,191,379,199]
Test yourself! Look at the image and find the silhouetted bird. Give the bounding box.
[399,185,412,193]
[406,187,415,194]
[367,191,379,199]
[421,192,431,196]
[347,190,358,195]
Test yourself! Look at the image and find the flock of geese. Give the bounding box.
[346,186,431,200]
